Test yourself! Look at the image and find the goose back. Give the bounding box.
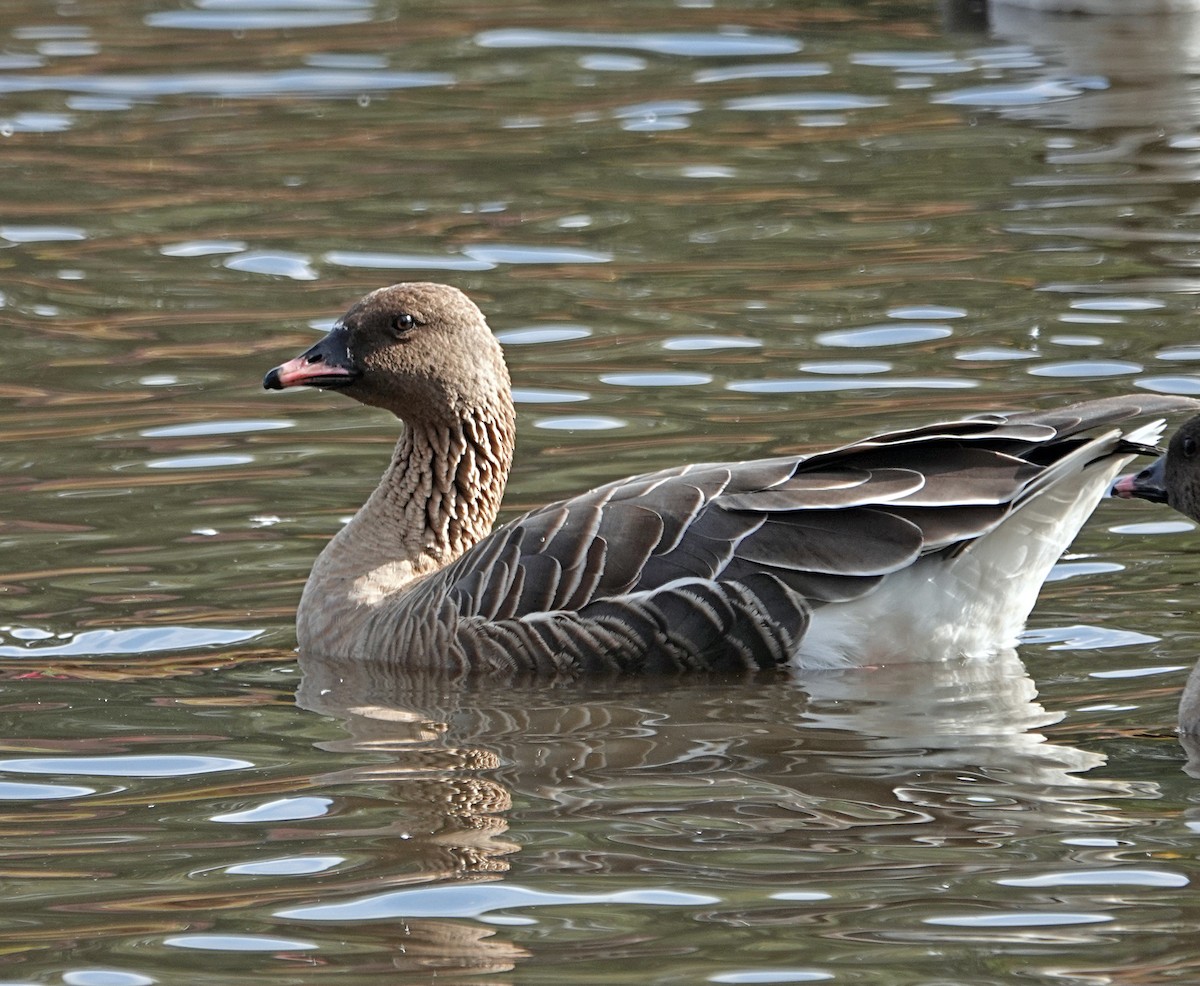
[358,397,1192,672]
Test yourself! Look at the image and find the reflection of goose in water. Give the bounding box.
[283,648,1158,974]
[295,654,1126,809]
[264,283,1195,673]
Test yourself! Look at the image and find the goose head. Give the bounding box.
[263,282,511,427]
[1113,414,1200,521]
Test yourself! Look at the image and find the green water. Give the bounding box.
[4,1,1200,982]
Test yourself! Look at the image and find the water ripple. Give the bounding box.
[0,111,73,132]
[462,244,612,265]
[534,415,626,431]
[933,80,1085,107]
[1021,624,1158,651]
[0,625,259,657]
[695,62,829,83]
[0,754,253,777]
[0,70,453,98]
[852,51,973,73]
[816,323,952,348]
[224,251,318,280]
[212,797,333,823]
[1110,519,1196,535]
[614,99,703,120]
[579,54,648,72]
[663,335,760,351]
[1072,297,1164,311]
[475,29,801,58]
[725,93,888,112]
[0,780,95,800]
[799,360,891,375]
[163,934,317,951]
[997,869,1188,888]
[924,912,1112,928]
[148,11,372,31]
[141,419,292,438]
[1135,375,1200,395]
[1028,360,1142,378]
[325,250,494,271]
[146,453,256,468]
[277,882,720,921]
[224,856,345,876]
[710,973,833,984]
[513,388,590,404]
[601,372,712,387]
[1,224,87,242]
[161,239,247,257]
[64,971,154,986]
[497,324,592,345]
[728,377,974,394]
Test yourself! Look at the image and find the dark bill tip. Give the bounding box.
[1111,456,1168,504]
[263,327,357,391]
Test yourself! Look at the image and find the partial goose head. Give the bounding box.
[264,282,510,428]
[1112,414,1200,520]
[1113,415,1200,738]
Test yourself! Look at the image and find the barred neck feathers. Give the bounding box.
[381,403,516,568]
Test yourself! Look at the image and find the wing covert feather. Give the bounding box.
[426,395,1200,653]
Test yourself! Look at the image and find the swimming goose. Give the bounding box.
[263,282,1196,674]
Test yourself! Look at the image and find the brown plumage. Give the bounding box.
[264,282,1198,674]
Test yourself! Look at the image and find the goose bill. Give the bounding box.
[263,329,358,391]
[1112,455,1168,503]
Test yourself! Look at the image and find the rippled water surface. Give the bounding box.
[6,0,1200,982]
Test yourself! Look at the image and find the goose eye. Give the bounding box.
[391,312,419,336]
[1185,436,1198,458]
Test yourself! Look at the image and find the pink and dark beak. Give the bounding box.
[1112,455,1168,504]
[264,325,358,391]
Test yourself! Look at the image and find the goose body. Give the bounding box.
[264,283,1196,674]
